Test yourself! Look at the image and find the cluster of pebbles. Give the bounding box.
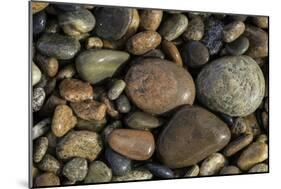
[31,2,269,187]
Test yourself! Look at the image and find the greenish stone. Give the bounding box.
[112,168,153,181]
[125,111,162,130]
[32,62,41,86]
[226,36,249,56]
[76,117,107,132]
[63,157,88,182]
[84,161,112,183]
[37,154,61,175]
[75,49,130,84]
[108,80,126,100]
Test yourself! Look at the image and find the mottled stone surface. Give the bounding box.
[112,169,153,181]
[33,137,48,163]
[157,106,230,168]
[63,157,88,182]
[223,21,245,43]
[184,165,200,177]
[125,58,195,115]
[33,87,45,112]
[140,10,163,31]
[108,80,126,100]
[248,163,268,173]
[108,129,155,160]
[182,16,204,41]
[32,118,51,140]
[34,172,60,187]
[223,134,253,157]
[196,56,265,116]
[37,154,61,174]
[56,130,103,161]
[199,153,226,176]
[125,111,162,130]
[84,161,112,183]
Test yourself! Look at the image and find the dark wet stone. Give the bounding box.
[145,163,174,178]
[143,49,165,59]
[157,106,231,168]
[219,113,234,127]
[116,94,131,113]
[62,157,88,182]
[125,111,162,130]
[33,11,47,35]
[226,36,249,56]
[33,87,45,112]
[94,7,133,40]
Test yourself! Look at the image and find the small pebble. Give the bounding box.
[248,163,268,173]
[33,87,45,112]
[182,16,204,41]
[63,157,88,182]
[34,172,60,187]
[33,11,47,35]
[162,39,183,66]
[32,2,49,14]
[199,153,226,176]
[101,94,119,118]
[32,62,42,86]
[223,134,254,157]
[140,10,163,31]
[56,64,76,80]
[223,21,245,43]
[37,154,61,174]
[33,137,48,163]
[184,165,200,177]
[219,166,241,175]
[35,53,59,77]
[116,94,131,113]
[45,19,60,34]
[33,118,51,140]
[145,163,174,178]
[261,111,268,130]
[85,37,103,49]
[225,36,249,55]
[108,80,126,100]
[112,168,153,181]
[125,111,162,130]
[256,134,268,144]
[84,161,112,183]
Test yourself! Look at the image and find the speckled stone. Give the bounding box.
[58,9,95,36]
[182,16,204,41]
[116,94,131,113]
[56,130,103,161]
[196,56,265,116]
[223,134,253,157]
[125,111,162,130]
[162,39,183,66]
[35,53,59,77]
[32,87,45,112]
[248,163,268,173]
[145,163,174,178]
[219,166,241,175]
[125,58,195,115]
[84,161,112,183]
[51,104,77,137]
[33,11,47,35]
[157,106,230,168]
[59,79,93,102]
[108,129,155,160]
[34,172,60,187]
[140,10,163,31]
[33,137,48,163]
[199,153,226,176]
[32,2,49,14]
[184,165,200,177]
[237,142,268,171]
[63,157,88,182]
[225,36,249,56]
[70,100,107,121]
[223,21,245,43]
[75,49,130,84]
[37,154,61,174]
[112,168,153,181]
[32,118,51,140]
[32,62,41,86]
[158,14,188,41]
[36,33,80,60]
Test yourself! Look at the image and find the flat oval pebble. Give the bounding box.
[158,14,188,41]
[223,21,245,43]
[162,39,183,66]
[75,49,130,84]
[33,137,48,163]
[70,100,107,121]
[112,168,153,181]
[182,16,204,41]
[196,55,265,116]
[157,106,230,168]
[248,163,268,173]
[126,31,161,55]
[51,104,77,137]
[225,36,249,56]
[184,165,200,177]
[33,11,47,35]
[63,157,88,182]
[219,166,241,175]
[59,78,93,102]
[105,148,132,176]
[223,134,253,157]
[108,80,126,100]
[37,33,80,60]
[140,10,163,31]
[58,9,95,36]
[125,111,162,130]
[116,94,131,113]
[33,87,45,112]
[237,142,268,171]
[199,153,226,176]
[94,7,133,40]
[125,58,195,115]
[181,41,209,68]
[108,129,155,160]
[145,163,174,178]
[34,172,60,187]
[32,62,42,86]
[56,130,103,161]
[37,154,61,174]
[84,161,112,183]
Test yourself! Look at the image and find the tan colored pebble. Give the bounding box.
[256,134,268,143]
[34,172,60,187]
[35,54,59,77]
[244,114,261,137]
[139,10,163,31]
[32,165,39,179]
[184,165,200,177]
[199,153,226,176]
[56,64,76,80]
[86,37,103,49]
[101,94,119,119]
[223,134,253,157]
[248,163,268,173]
[223,21,245,43]
[182,16,204,41]
[33,137,49,163]
[251,16,268,29]
[37,154,61,175]
[162,39,183,66]
[32,2,49,14]
[220,166,241,175]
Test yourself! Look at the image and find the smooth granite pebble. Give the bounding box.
[32,62,42,86]
[63,157,88,182]
[37,154,61,174]
[84,161,112,183]
[223,21,245,43]
[116,94,131,113]
[182,16,204,41]
[145,163,174,178]
[33,137,49,163]
[248,163,268,173]
[225,36,249,56]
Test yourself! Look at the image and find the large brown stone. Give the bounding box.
[157,106,231,168]
[125,58,195,115]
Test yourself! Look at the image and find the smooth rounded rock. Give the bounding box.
[75,49,130,84]
[125,111,162,130]
[63,157,88,182]
[145,163,174,178]
[84,161,112,183]
[223,134,253,157]
[125,58,195,115]
[162,39,183,66]
[108,129,155,160]
[199,153,226,176]
[116,94,131,113]
[223,21,245,43]
[157,106,231,168]
[219,166,241,175]
[33,87,45,112]
[33,11,47,35]
[37,154,61,174]
[112,169,153,181]
[184,165,200,177]
[32,62,42,86]
[108,80,126,100]
[248,163,268,173]
[35,53,59,77]
[225,36,249,56]
[196,56,265,116]
[182,16,204,41]
[33,137,48,163]
[140,10,163,31]
[34,172,60,187]
[37,33,80,60]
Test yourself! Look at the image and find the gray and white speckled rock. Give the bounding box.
[112,168,153,181]
[63,157,88,182]
[33,87,45,112]
[33,137,48,163]
[84,161,112,183]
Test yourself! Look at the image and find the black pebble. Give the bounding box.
[145,163,174,179]
[33,11,47,35]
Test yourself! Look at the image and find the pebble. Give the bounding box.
[32,2,49,14]
[35,53,59,77]
[101,94,119,118]
[143,49,165,59]
[108,80,126,100]
[181,41,209,68]
[219,113,234,127]
[44,77,57,96]
[70,100,107,121]
[140,10,163,31]
[219,166,241,175]
[125,111,162,130]
[59,78,93,102]
[45,19,60,34]
[102,121,122,143]
[58,9,95,36]
[225,36,249,56]
[158,14,188,41]
[145,163,174,178]
[196,55,265,116]
[251,16,268,29]
[34,172,60,187]
[162,39,183,66]
[116,94,131,113]
[86,37,103,49]
[223,134,254,157]
[32,62,42,86]
[182,16,204,41]
[94,7,133,40]
[32,87,45,112]
[108,129,155,160]
[33,11,47,35]
[157,106,230,168]
[76,117,106,132]
[223,21,245,43]
[62,157,88,182]
[51,104,77,137]
[32,118,51,140]
[75,49,130,84]
[202,17,224,55]
[33,137,48,163]
[126,31,162,55]
[184,165,200,177]
[39,94,66,117]
[112,168,153,181]
[237,142,268,171]
[125,58,195,115]
[56,130,103,161]
[199,153,226,176]
[244,114,261,137]
[248,163,268,173]
[37,154,61,174]
[84,161,112,183]
[56,64,76,80]
[261,111,269,130]
[32,165,39,178]
[36,33,80,60]
[119,8,140,41]
[244,25,268,58]
[105,148,132,176]
[256,134,268,144]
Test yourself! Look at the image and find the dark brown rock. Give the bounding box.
[162,39,183,66]
[34,172,60,187]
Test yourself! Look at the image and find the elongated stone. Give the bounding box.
[125,111,162,130]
